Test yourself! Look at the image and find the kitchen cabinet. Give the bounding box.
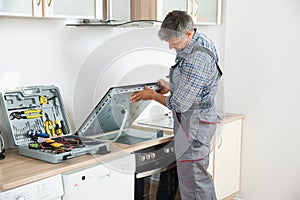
[130,0,222,25]
[0,0,95,18]
[62,154,135,200]
[102,0,130,21]
[0,174,64,200]
[187,0,222,25]
[0,0,32,17]
[42,0,95,18]
[210,118,243,199]
[130,0,187,21]
[130,0,157,21]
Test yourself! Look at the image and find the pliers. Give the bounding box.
[10,109,43,120]
[45,113,55,137]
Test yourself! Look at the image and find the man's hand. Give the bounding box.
[130,86,156,103]
[158,79,170,94]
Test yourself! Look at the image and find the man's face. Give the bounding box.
[167,36,188,51]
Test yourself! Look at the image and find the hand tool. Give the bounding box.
[27,130,50,138]
[8,104,39,111]
[44,113,55,137]
[49,142,64,148]
[44,138,64,149]
[60,120,68,134]
[39,95,57,105]
[9,109,43,120]
[54,120,63,136]
[39,95,48,105]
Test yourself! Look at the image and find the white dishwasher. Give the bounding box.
[62,154,135,200]
[0,174,64,200]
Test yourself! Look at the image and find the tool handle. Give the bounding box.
[27,130,50,138]
[24,109,42,114]
[45,121,55,137]
[55,120,63,136]
[60,120,68,135]
[26,114,43,119]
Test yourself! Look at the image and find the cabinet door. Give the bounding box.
[111,0,130,21]
[207,148,214,176]
[44,0,95,18]
[157,0,187,21]
[130,0,186,21]
[62,154,135,200]
[0,0,33,17]
[214,119,242,199]
[187,0,222,25]
[130,0,157,20]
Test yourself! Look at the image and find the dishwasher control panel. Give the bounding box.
[0,174,63,200]
[62,154,135,200]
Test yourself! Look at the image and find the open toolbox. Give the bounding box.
[0,85,109,163]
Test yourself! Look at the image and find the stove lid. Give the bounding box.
[76,82,161,136]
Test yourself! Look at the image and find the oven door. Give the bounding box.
[135,163,178,200]
[134,140,179,199]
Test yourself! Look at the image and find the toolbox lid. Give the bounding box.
[76,82,160,136]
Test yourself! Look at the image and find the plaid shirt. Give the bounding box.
[166,31,220,112]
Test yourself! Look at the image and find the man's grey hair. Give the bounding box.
[158,10,194,41]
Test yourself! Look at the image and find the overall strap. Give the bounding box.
[191,46,223,77]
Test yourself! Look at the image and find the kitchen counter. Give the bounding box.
[0,113,244,191]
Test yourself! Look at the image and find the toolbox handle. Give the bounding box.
[62,153,75,160]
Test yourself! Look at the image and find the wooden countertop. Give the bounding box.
[0,113,244,191]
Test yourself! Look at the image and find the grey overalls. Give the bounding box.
[169,45,222,200]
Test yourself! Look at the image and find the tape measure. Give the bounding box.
[39,96,48,105]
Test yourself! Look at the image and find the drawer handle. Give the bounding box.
[47,0,53,7]
[36,0,42,6]
[98,172,111,180]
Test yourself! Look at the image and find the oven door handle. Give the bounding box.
[136,163,176,179]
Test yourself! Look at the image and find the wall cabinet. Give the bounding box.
[209,118,243,199]
[0,0,221,25]
[102,0,130,21]
[42,0,95,18]
[187,0,222,25]
[130,0,222,25]
[0,0,95,18]
[0,0,32,17]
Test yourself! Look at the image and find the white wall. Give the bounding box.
[0,16,225,135]
[224,0,300,199]
[0,16,128,132]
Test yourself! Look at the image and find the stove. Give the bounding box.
[135,139,175,176]
[75,82,178,199]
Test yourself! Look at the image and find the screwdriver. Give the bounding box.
[60,120,68,135]
[27,130,50,138]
